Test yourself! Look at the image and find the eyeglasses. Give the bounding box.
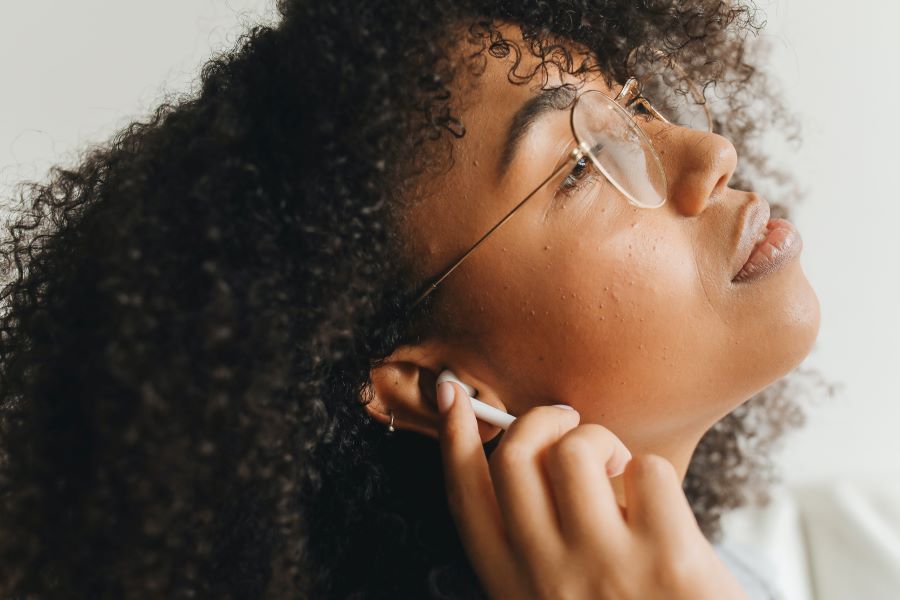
[407,53,712,312]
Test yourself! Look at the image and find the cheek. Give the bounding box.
[439,193,819,444]
[506,199,766,442]
[538,225,714,416]
[451,205,715,420]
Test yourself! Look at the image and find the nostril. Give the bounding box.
[713,171,731,197]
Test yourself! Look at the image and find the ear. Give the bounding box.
[362,341,506,443]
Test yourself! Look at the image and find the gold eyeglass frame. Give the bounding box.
[407,54,712,312]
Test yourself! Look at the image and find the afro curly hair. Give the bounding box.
[0,0,820,597]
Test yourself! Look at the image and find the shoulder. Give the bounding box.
[713,540,783,600]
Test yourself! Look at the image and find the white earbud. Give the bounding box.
[436,370,478,397]
[436,369,515,430]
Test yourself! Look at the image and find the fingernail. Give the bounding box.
[551,404,577,411]
[607,447,633,478]
[437,381,455,414]
[606,458,631,477]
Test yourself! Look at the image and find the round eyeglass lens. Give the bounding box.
[570,89,667,208]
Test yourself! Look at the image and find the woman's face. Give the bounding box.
[401,32,820,456]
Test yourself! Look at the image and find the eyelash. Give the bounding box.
[554,101,655,200]
[630,100,655,121]
[557,154,604,198]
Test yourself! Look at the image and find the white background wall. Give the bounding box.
[757,0,900,484]
[1,1,897,484]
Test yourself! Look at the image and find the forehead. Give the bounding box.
[470,45,605,114]
[455,31,613,159]
[401,26,615,279]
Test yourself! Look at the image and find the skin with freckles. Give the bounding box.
[370,25,820,506]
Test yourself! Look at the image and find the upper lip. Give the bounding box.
[731,194,771,281]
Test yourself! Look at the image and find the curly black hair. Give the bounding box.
[0,0,828,597]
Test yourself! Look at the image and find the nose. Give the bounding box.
[651,125,738,217]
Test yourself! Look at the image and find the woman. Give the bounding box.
[0,0,820,597]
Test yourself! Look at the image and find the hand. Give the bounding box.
[436,381,750,600]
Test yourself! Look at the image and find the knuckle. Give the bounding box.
[601,570,640,598]
[551,426,615,464]
[630,453,677,481]
[550,433,597,467]
[651,547,704,592]
[491,440,532,473]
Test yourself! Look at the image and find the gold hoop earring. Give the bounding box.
[387,410,395,434]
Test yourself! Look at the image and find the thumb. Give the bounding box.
[436,381,508,562]
[437,380,480,444]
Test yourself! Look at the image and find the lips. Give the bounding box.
[730,195,771,281]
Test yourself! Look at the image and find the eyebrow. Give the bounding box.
[496,84,578,181]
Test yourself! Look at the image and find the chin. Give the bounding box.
[743,262,821,399]
[777,262,820,367]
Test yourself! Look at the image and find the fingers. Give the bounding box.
[489,404,581,565]
[543,424,631,545]
[622,453,700,544]
[436,381,510,572]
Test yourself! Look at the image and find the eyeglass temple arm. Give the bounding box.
[409,154,577,309]
[616,78,674,126]
[617,72,713,133]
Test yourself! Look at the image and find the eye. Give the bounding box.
[557,154,604,197]
[629,99,655,123]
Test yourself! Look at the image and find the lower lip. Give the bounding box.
[733,218,802,283]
